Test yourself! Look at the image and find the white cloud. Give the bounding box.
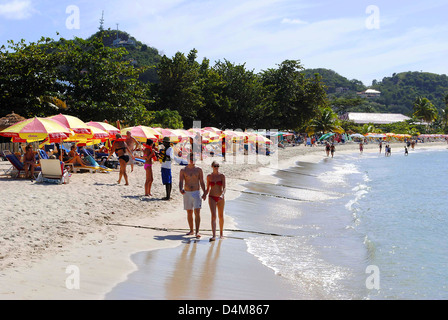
[0,0,34,20]
[281,18,307,25]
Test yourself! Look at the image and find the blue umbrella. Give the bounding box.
[318,132,335,141]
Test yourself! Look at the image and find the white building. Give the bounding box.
[357,89,381,98]
[340,112,411,125]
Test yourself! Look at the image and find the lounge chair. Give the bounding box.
[82,150,113,173]
[36,159,71,184]
[38,149,49,159]
[2,150,41,178]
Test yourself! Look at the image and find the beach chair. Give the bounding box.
[82,150,113,173]
[38,149,49,160]
[36,159,71,184]
[2,150,41,178]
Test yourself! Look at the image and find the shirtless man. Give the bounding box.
[125,131,140,172]
[179,153,206,239]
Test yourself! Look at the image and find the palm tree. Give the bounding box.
[413,97,438,124]
[306,108,344,135]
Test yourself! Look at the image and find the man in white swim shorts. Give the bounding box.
[179,153,206,238]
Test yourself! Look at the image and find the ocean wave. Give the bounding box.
[318,163,361,186]
[245,236,353,299]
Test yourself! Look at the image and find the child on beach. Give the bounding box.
[404,146,409,156]
[330,144,335,158]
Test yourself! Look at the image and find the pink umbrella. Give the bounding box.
[87,121,120,138]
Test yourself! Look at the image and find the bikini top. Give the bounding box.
[210,181,223,187]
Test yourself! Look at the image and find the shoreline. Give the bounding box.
[0,141,446,299]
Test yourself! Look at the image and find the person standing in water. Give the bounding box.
[330,143,335,158]
[203,161,226,241]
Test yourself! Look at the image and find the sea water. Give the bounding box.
[229,146,448,299]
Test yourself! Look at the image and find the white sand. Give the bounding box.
[0,141,446,299]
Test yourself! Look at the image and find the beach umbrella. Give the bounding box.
[318,132,335,141]
[47,114,91,135]
[153,128,180,142]
[121,126,158,143]
[87,121,120,138]
[248,133,272,145]
[222,130,247,141]
[64,125,109,144]
[350,133,364,138]
[203,127,222,135]
[0,117,71,143]
[172,129,194,142]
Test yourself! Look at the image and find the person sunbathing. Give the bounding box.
[66,145,88,167]
[22,144,37,179]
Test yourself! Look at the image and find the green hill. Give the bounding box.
[303,68,448,116]
[88,29,162,83]
[302,68,366,94]
[371,72,448,114]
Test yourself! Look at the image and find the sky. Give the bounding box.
[1,0,447,85]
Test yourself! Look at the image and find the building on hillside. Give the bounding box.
[113,38,136,47]
[340,112,411,125]
[335,87,350,94]
[357,89,381,98]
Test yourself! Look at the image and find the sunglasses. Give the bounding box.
[213,165,219,168]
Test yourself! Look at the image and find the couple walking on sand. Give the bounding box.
[179,154,226,242]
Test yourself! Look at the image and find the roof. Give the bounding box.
[341,112,411,124]
[364,89,381,94]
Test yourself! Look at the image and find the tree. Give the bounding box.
[260,60,328,130]
[54,33,150,123]
[152,49,204,126]
[0,37,65,117]
[306,107,344,134]
[211,59,264,129]
[413,96,438,124]
[0,33,150,123]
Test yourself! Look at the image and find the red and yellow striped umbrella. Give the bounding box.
[0,117,71,143]
[48,114,91,135]
[87,121,121,138]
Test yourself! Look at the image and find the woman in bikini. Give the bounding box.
[143,139,157,196]
[107,134,135,185]
[204,161,226,241]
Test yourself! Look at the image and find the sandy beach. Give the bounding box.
[1,140,446,300]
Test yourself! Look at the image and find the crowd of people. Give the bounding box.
[104,133,227,242]
[14,131,228,242]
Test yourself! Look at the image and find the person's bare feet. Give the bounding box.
[186,231,194,236]
[195,234,201,239]
[209,237,216,242]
